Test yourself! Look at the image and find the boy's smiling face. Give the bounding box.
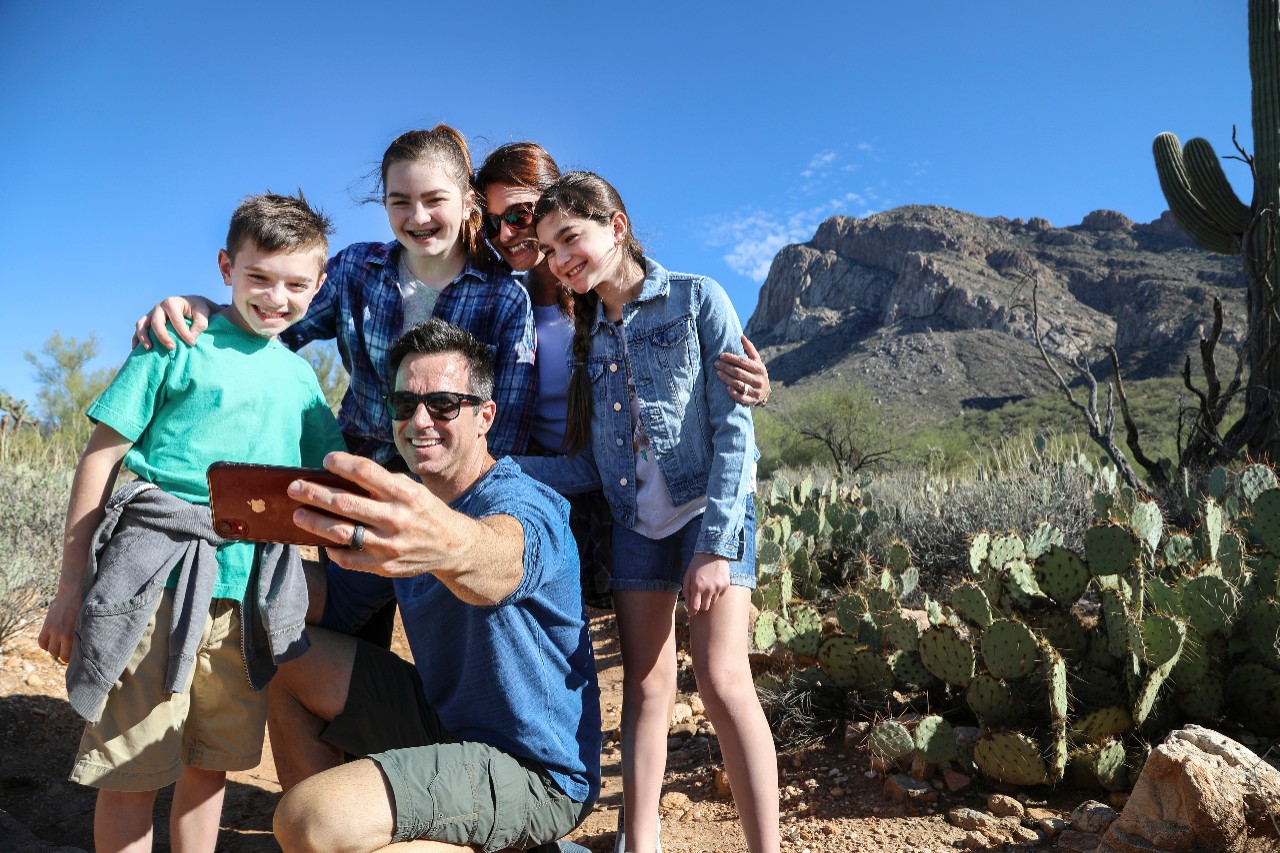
[218,240,326,338]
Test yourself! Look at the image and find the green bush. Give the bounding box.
[0,453,72,649]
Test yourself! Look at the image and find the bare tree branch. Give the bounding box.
[1029,277,1147,492]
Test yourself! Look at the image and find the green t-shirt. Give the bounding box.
[88,314,346,600]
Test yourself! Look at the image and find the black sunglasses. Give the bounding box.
[384,390,485,421]
[481,202,535,238]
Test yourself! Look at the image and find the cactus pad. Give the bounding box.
[884,611,922,652]
[752,612,777,651]
[951,581,994,629]
[918,624,976,686]
[914,715,959,764]
[1162,534,1196,566]
[1072,666,1127,709]
[834,592,869,634]
[982,619,1040,680]
[1044,648,1069,725]
[1085,524,1141,577]
[817,635,861,688]
[1131,500,1164,551]
[1035,546,1090,605]
[887,649,936,691]
[1170,625,1211,684]
[1253,489,1280,554]
[965,670,1024,726]
[1139,614,1186,669]
[1026,521,1064,560]
[785,605,823,658]
[1101,589,1131,659]
[1071,739,1128,791]
[1146,576,1185,618]
[1134,656,1178,728]
[1181,574,1239,635]
[795,507,820,537]
[969,533,991,574]
[1003,559,1044,607]
[868,588,899,622]
[1240,464,1278,503]
[988,534,1027,570]
[973,732,1049,786]
[868,719,915,760]
[1199,498,1224,561]
[885,540,911,574]
[757,539,783,566]
[1072,706,1134,745]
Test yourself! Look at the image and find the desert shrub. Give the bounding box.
[861,434,1108,594]
[0,449,73,649]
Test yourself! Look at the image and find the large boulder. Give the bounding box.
[1098,725,1280,853]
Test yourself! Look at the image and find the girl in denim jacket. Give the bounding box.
[519,172,779,853]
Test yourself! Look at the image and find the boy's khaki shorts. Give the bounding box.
[70,589,267,791]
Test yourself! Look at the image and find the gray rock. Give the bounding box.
[1070,800,1118,835]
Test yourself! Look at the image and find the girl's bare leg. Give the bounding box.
[612,590,679,853]
[689,586,780,853]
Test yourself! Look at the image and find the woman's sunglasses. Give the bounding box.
[481,202,535,238]
[384,391,484,421]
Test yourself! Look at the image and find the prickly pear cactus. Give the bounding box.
[1035,546,1090,605]
[966,671,1023,727]
[973,732,1050,786]
[914,715,959,764]
[918,624,976,686]
[1085,524,1142,577]
[868,719,915,760]
[951,581,995,629]
[981,619,1040,680]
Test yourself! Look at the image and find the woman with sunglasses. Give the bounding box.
[474,143,773,612]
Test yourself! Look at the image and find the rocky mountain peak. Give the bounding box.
[746,204,1244,421]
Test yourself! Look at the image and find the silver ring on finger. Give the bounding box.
[350,523,366,551]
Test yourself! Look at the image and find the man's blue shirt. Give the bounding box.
[321,458,601,803]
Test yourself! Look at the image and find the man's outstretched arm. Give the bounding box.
[289,452,525,606]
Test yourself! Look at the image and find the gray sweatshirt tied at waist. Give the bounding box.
[65,480,312,722]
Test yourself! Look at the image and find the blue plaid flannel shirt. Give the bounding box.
[281,241,537,463]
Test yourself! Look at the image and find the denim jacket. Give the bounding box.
[518,258,754,559]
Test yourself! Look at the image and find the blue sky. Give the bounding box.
[0,1,1250,408]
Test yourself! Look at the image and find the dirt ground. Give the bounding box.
[0,608,1092,852]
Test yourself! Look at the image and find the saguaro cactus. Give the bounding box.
[1153,0,1280,458]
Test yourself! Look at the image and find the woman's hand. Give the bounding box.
[715,334,771,407]
[132,295,218,350]
[684,552,731,615]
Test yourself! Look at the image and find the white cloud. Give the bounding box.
[800,150,837,179]
[701,142,909,282]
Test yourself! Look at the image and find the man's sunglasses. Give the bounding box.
[481,202,535,238]
[384,391,485,421]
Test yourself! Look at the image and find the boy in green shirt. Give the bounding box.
[39,192,345,852]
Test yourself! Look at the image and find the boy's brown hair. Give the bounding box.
[225,191,333,266]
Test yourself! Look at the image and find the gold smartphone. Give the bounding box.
[206,462,365,546]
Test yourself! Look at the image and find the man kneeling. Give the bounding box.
[270,319,600,852]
